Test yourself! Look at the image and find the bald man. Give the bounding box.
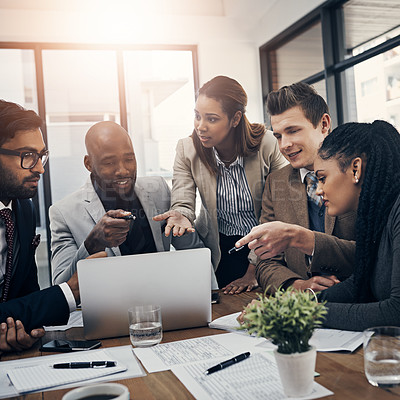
[50,121,210,285]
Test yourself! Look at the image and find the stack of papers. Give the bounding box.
[133,332,333,399]
[0,345,145,399]
[209,312,364,352]
[7,349,126,393]
[44,310,83,331]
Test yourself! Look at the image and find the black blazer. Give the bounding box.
[0,199,70,331]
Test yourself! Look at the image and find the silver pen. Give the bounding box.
[228,245,245,255]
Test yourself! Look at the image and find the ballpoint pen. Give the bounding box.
[228,245,244,254]
[116,214,136,220]
[204,352,250,375]
[52,361,117,369]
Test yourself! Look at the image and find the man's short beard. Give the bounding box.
[0,161,38,201]
[91,172,135,202]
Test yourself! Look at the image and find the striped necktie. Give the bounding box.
[305,172,323,208]
[0,208,15,302]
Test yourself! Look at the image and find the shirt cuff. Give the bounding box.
[59,282,77,313]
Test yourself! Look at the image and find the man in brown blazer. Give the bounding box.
[237,83,356,293]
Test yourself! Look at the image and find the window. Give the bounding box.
[42,50,120,203]
[124,50,195,180]
[259,0,400,129]
[0,43,198,287]
[270,22,324,90]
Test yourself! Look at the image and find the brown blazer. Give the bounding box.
[171,132,288,269]
[256,164,356,293]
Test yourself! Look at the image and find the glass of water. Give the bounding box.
[364,326,400,387]
[129,305,162,347]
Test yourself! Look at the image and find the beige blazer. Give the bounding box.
[171,131,288,269]
[256,164,357,293]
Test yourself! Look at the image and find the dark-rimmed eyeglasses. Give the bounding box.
[0,148,49,169]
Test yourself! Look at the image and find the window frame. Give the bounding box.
[259,0,400,127]
[0,42,199,283]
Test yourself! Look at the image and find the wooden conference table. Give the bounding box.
[2,290,400,400]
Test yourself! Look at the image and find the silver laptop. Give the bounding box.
[77,248,212,340]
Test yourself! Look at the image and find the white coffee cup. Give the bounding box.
[62,383,129,400]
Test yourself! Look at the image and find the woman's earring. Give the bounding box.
[355,176,359,184]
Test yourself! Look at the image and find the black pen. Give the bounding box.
[52,361,117,369]
[116,214,136,220]
[205,352,250,375]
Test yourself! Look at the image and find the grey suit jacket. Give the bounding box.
[170,132,288,269]
[50,176,213,285]
[256,164,357,293]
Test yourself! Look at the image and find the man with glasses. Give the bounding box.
[0,100,103,353]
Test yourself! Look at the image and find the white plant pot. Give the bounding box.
[274,345,316,398]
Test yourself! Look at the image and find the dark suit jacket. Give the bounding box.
[256,165,357,293]
[0,199,69,331]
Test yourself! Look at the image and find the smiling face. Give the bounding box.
[0,128,46,205]
[271,106,330,171]
[84,122,137,199]
[314,156,362,216]
[194,94,240,151]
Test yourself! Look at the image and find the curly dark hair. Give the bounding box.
[0,100,43,147]
[318,120,400,300]
[191,76,265,175]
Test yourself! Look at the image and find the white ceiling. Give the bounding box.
[0,0,277,19]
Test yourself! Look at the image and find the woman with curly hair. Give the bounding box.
[315,120,400,330]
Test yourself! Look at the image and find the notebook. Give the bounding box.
[77,248,212,339]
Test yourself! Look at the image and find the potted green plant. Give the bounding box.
[241,287,327,397]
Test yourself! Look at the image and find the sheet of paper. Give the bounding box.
[133,332,267,373]
[172,352,333,400]
[309,329,363,352]
[44,310,83,331]
[210,313,363,352]
[0,345,145,399]
[208,311,242,332]
[7,349,126,393]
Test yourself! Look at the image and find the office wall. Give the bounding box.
[0,1,325,122]
[254,0,326,47]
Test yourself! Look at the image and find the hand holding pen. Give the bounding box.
[84,210,135,254]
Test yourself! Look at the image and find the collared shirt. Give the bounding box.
[299,167,311,184]
[214,149,258,236]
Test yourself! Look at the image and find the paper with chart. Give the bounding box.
[209,312,363,352]
[172,352,333,400]
[0,345,145,398]
[133,332,267,372]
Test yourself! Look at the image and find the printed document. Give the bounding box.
[0,345,144,398]
[209,312,363,352]
[133,332,267,373]
[172,352,333,400]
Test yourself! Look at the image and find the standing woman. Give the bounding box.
[314,120,400,331]
[154,76,287,293]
